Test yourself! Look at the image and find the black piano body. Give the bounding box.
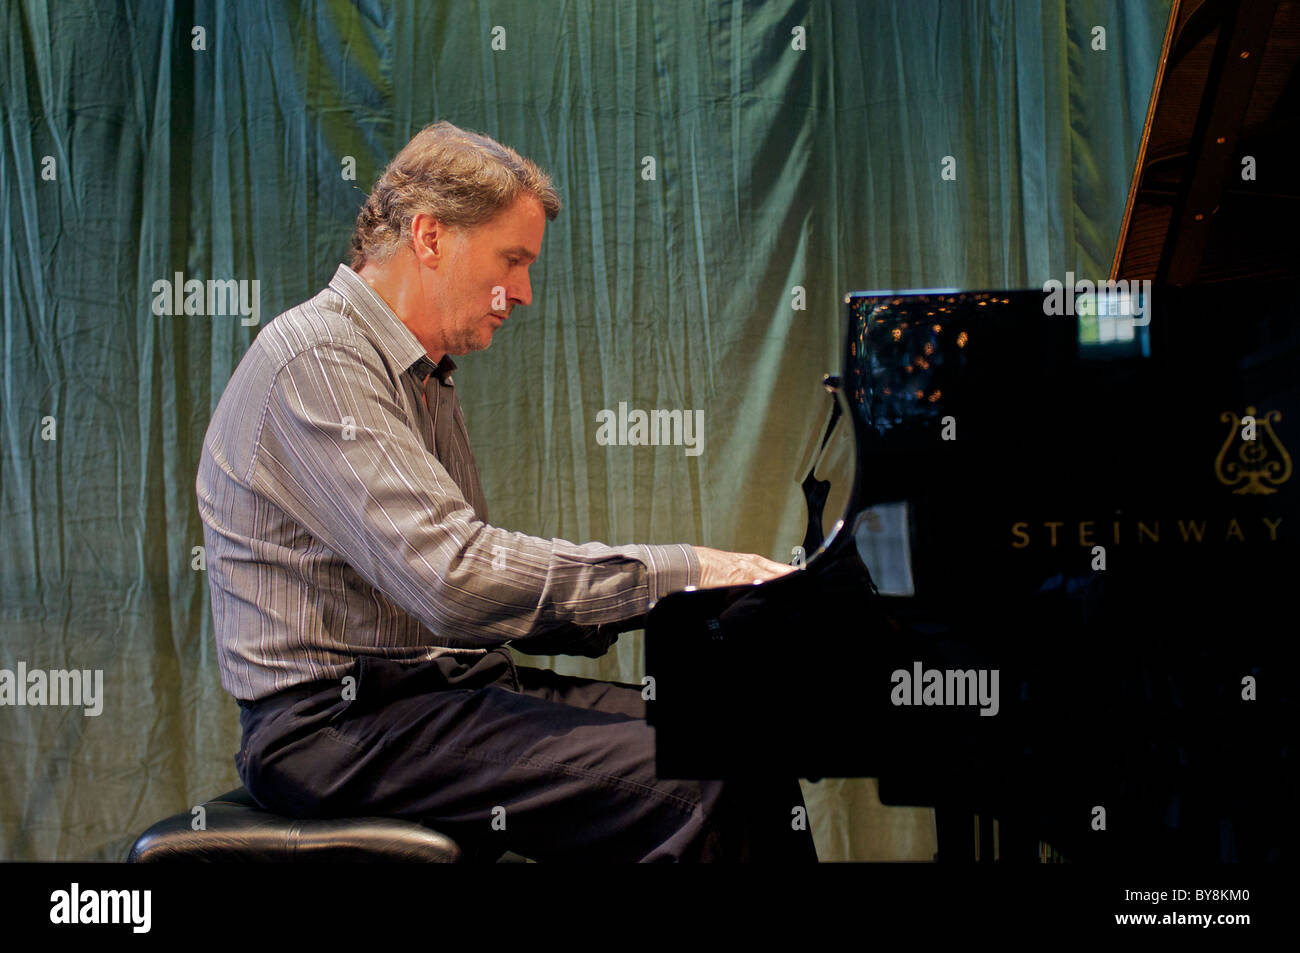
[645,281,1298,863]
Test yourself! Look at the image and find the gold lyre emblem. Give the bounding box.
[1215,407,1292,495]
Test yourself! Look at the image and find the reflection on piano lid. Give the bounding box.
[845,285,1299,612]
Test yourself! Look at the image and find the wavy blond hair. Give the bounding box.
[349,121,560,270]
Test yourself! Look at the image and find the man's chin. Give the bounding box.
[447,332,491,355]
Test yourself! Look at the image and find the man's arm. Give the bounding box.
[247,339,699,655]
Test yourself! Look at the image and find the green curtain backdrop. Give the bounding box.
[1,0,1168,862]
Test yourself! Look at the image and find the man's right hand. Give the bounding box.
[692,545,797,589]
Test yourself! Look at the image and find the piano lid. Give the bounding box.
[1111,0,1300,285]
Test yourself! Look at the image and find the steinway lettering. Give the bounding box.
[1010,517,1283,547]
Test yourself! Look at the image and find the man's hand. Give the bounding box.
[692,545,797,588]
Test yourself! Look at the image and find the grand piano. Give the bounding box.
[644,0,1299,863]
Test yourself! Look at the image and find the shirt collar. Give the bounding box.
[328,264,458,386]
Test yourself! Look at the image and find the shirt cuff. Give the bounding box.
[636,542,700,607]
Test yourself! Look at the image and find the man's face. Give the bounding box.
[425,194,545,356]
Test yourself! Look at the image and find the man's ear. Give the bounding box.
[410,212,446,267]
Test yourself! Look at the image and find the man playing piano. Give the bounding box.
[196,120,815,862]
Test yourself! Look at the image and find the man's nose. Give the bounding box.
[512,270,532,308]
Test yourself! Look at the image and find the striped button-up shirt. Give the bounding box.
[197,263,699,701]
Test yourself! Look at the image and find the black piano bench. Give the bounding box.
[126,786,514,863]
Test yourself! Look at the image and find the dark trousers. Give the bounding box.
[235,651,818,862]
